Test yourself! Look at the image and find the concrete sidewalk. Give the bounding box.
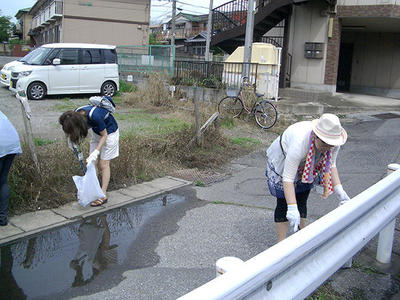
[0,177,192,246]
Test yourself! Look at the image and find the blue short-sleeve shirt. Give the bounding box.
[77,106,118,135]
[0,110,22,158]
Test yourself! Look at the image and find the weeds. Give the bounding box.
[307,283,342,300]
[195,180,205,187]
[119,80,137,93]
[34,138,56,147]
[231,137,261,146]
[9,74,267,216]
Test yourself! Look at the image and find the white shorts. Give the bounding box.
[90,129,119,161]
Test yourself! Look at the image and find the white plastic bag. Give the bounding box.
[73,163,105,207]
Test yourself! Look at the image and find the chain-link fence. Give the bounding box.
[117,45,175,77]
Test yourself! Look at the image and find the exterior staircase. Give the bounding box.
[211,0,309,53]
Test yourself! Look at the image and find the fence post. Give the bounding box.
[376,163,400,264]
[16,93,41,177]
[193,86,201,145]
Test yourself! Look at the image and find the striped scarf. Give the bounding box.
[301,132,333,198]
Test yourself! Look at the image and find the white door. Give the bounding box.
[79,49,105,93]
[48,48,80,93]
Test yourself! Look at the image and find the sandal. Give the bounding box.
[90,197,108,207]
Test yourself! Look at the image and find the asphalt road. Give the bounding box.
[32,112,399,299]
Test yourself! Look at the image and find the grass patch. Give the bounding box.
[115,109,190,135]
[119,80,137,93]
[54,102,77,112]
[195,180,205,187]
[307,283,342,300]
[220,117,235,129]
[231,137,261,146]
[34,138,56,147]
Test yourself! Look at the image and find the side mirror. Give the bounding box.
[53,58,61,65]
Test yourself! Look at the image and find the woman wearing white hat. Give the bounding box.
[266,113,350,242]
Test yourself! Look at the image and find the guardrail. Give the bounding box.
[178,163,400,300]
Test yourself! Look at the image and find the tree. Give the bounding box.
[0,12,13,42]
[149,33,162,45]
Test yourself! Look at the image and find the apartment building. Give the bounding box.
[28,0,150,47]
[287,0,400,98]
[15,8,33,41]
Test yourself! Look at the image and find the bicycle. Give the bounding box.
[218,78,278,129]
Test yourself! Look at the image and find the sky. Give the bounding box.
[1,0,229,24]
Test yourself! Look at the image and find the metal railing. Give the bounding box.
[178,164,400,300]
[212,0,274,35]
[31,0,63,30]
[173,61,258,89]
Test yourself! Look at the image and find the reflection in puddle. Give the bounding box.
[0,193,185,299]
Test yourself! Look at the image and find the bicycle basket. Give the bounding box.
[226,86,240,97]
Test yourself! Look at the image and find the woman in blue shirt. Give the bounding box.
[59,105,119,207]
[0,110,22,226]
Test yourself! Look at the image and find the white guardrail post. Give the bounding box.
[376,163,400,264]
[178,163,400,300]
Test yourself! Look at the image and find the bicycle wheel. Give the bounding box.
[218,96,244,119]
[254,100,278,129]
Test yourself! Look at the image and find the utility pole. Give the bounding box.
[205,0,214,62]
[243,0,255,79]
[170,0,177,69]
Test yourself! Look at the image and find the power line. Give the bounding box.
[176,1,209,10]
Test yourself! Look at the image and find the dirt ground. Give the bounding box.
[0,86,280,147]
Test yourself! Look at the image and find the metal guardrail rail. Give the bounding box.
[178,164,400,300]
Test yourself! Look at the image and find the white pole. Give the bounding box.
[205,0,214,62]
[376,163,400,264]
[243,0,255,79]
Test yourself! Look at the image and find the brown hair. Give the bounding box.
[59,110,89,144]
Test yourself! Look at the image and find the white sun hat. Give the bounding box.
[312,113,347,146]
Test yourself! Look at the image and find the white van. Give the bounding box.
[9,43,119,100]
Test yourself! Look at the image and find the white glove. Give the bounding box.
[286,204,300,232]
[86,149,100,166]
[334,184,350,205]
[67,138,78,150]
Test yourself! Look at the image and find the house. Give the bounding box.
[15,8,33,42]
[185,31,207,56]
[212,0,400,99]
[28,0,151,47]
[164,13,208,46]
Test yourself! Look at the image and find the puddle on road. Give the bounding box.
[0,193,190,300]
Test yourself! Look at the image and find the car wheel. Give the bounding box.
[27,82,46,100]
[101,81,116,97]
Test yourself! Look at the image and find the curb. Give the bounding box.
[0,176,192,246]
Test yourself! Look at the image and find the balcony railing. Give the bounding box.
[164,28,203,40]
[31,0,63,30]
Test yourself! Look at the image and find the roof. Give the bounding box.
[41,43,116,49]
[186,31,208,43]
[168,12,208,24]
[179,13,208,22]
[15,7,31,19]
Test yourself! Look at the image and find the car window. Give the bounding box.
[59,49,79,65]
[22,47,53,65]
[103,49,117,64]
[44,49,60,65]
[81,49,102,64]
